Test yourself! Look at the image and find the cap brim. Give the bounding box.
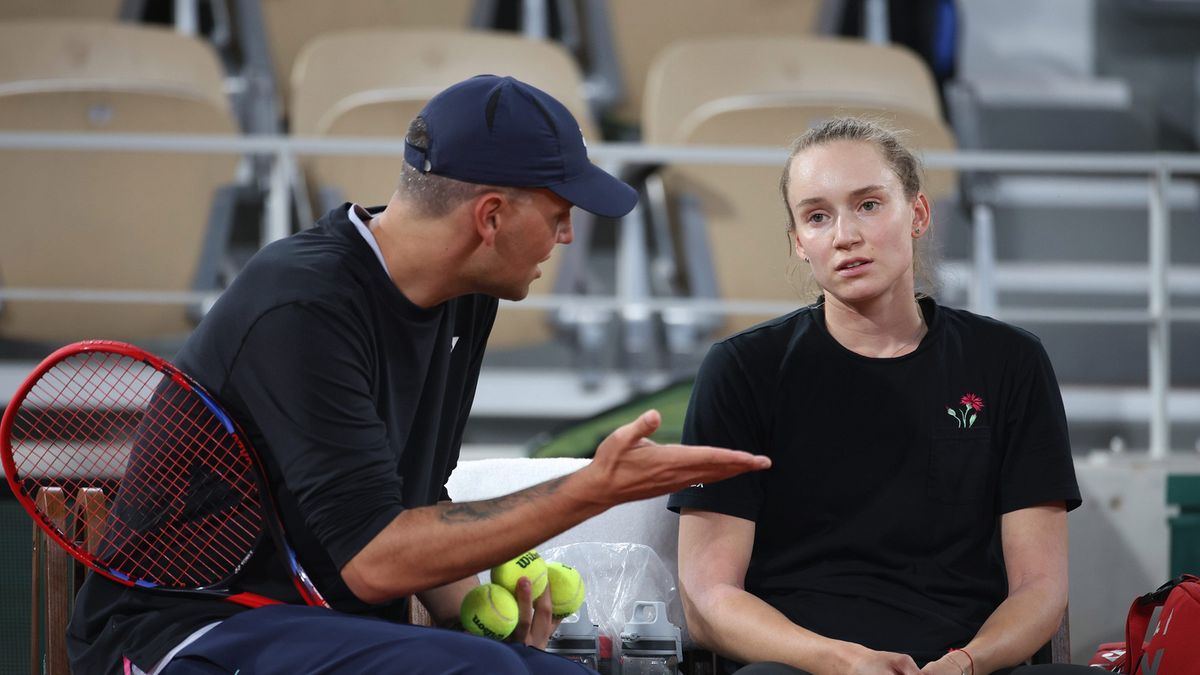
[548,163,638,219]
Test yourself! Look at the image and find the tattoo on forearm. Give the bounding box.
[439,476,566,523]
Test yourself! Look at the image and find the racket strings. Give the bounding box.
[118,384,262,583]
[11,351,266,589]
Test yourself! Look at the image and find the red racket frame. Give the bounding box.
[1,340,328,609]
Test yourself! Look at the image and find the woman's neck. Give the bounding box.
[822,291,927,358]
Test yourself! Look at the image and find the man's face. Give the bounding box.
[488,188,574,301]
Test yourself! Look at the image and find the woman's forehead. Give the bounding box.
[787,141,899,199]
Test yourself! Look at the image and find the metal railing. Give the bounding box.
[1,131,1198,457]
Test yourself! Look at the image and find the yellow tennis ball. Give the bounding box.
[461,583,519,641]
[546,561,585,618]
[490,550,548,599]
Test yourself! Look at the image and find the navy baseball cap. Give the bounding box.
[403,75,637,219]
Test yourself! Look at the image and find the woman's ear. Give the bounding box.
[791,229,809,262]
[910,192,932,239]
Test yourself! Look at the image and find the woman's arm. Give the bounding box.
[679,509,921,675]
[922,502,1069,674]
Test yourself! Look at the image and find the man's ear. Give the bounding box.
[471,191,507,246]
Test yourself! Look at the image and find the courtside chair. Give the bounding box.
[289,28,614,366]
[0,20,241,345]
[1035,612,1072,665]
[640,35,958,359]
[577,0,822,137]
[32,486,108,675]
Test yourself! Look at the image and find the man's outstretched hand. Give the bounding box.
[566,409,771,508]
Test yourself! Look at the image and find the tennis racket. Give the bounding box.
[1,339,328,609]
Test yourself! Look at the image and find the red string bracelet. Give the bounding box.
[948,647,975,675]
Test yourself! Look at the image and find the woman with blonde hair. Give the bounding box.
[669,118,1091,675]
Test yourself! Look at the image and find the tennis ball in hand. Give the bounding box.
[546,561,586,618]
[490,549,548,599]
[461,583,519,640]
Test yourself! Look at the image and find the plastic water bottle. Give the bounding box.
[546,600,600,670]
[619,601,682,675]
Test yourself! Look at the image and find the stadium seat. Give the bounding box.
[580,0,822,136]
[0,20,241,345]
[0,0,128,22]
[290,28,608,353]
[257,0,477,123]
[640,35,958,348]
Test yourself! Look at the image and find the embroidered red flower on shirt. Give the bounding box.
[948,393,985,428]
[960,393,984,412]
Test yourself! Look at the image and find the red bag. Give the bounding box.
[1125,575,1200,675]
[1090,575,1200,674]
[1087,642,1127,670]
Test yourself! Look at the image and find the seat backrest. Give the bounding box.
[0,20,239,343]
[0,0,124,22]
[642,36,957,337]
[31,486,108,675]
[291,29,598,349]
[600,0,822,129]
[643,36,947,145]
[259,0,476,120]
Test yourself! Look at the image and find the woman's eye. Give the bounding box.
[862,200,880,212]
[809,213,827,224]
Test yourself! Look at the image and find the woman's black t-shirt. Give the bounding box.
[668,298,1081,665]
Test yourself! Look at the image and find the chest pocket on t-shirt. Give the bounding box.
[928,427,995,504]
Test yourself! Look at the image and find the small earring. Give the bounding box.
[802,256,809,263]
[912,228,921,235]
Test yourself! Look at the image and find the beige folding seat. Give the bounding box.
[259,0,476,121]
[0,20,240,343]
[0,0,126,22]
[642,36,958,340]
[291,28,601,350]
[592,0,822,133]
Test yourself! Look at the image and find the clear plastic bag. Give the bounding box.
[543,542,686,669]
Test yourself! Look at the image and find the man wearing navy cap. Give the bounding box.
[68,75,770,674]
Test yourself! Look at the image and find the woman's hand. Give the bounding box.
[921,652,971,675]
[836,643,923,675]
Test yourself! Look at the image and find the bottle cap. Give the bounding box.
[619,601,682,660]
[552,600,598,639]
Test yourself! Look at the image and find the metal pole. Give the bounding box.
[265,149,293,245]
[863,0,890,44]
[174,0,198,35]
[971,202,997,316]
[522,0,548,40]
[1148,166,1171,459]
[617,201,655,381]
